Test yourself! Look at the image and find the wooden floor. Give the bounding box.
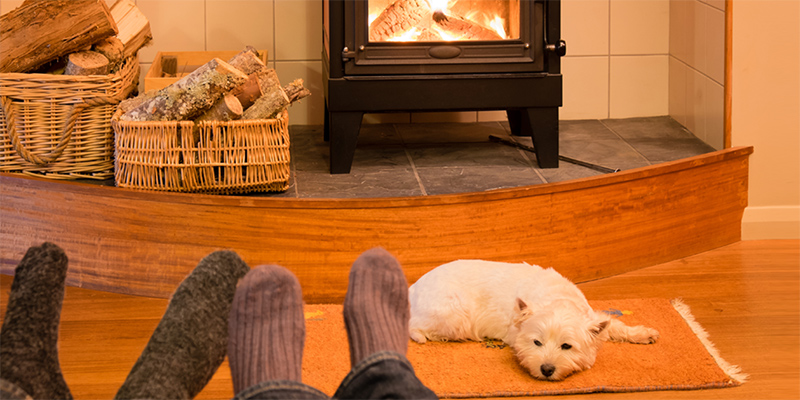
[1,240,798,400]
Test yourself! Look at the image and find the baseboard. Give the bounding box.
[742,205,800,239]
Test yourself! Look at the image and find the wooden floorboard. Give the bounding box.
[1,239,798,399]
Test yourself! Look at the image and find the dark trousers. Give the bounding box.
[234,352,438,400]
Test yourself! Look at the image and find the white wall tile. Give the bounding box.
[705,4,725,84]
[363,113,411,124]
[478,110,508,122]
[206,0,274,54]
[669,56,688,126]
[705,77,725,149]
[275,0,322,60]
[411,112,478,123]
[609,55,669,118]
[562,0,609,56]
[610,0,669,55]
[669,0,689,63]
[689,0,707,74]
[136,0,206,64]
[684,67,707,139]
[0,0,24,15]
[561,56,610,120]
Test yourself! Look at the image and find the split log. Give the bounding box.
[0,0,119,73]
[369,0,431,41]
[230,73,264,110]
[432,11,503,40]
[119,58,248,122]
[64,51,110,75]
[92,37,124,70]
[110,0,152,58]
[242,79,310,120]
[227,47,266,75]
[195,93,243,122]
[283,79,312,104]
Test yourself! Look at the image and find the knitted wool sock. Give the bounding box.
[114,250,250,400]
[343,248,410,367]
[0,242,72,400]
[228,265,305,394]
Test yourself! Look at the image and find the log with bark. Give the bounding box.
[195,93,243,122]
[119,58,248,122]
[92,36,124,70]
[242,78,311,120]
[226,46,266,75]
[0,0,119,73]
[230,73,264,110]
[64,51,110,75]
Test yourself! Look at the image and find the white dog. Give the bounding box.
[409,260,659,381]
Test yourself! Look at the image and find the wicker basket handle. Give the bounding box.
[1,84,134,166]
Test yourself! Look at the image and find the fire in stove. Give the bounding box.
[368,0,520,42]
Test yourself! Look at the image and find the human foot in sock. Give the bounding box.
[114,250,250,400]
[0,242,72,400]
[343,248,410,366]
[228,265,305,394]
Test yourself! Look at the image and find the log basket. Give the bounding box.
[0,56,139,179]
[111,110,290,194]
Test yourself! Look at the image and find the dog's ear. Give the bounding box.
[590,320,609,337]
[513,298,533,327]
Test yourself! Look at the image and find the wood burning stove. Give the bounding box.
[323,0,565,173]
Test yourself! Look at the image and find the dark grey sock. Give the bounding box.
[0,242,72,400]
[114,250,250,400]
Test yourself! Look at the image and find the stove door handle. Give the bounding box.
[546,40,567,57]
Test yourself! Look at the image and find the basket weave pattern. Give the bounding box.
[0,56,139,179]
[112,110,290,194]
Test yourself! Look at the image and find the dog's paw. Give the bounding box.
[409,329,428,344]
[629,326,660,344]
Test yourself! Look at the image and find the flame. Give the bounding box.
[387,27,422,41]
[489,16,506,38]
[428,0,449,13]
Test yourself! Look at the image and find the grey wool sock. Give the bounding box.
[0,242,72,400]
[228,265,305,394]
[343,248,410,367]
[114,250,250,400]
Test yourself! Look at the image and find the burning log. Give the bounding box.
[119,58,248,121]
[432,10,503,40]
[0,0,119,73]
[369,0,432,41]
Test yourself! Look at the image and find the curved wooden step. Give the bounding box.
[0,147,752,302]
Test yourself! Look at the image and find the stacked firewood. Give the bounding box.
[0,0,151,75]
[118,47,311,122]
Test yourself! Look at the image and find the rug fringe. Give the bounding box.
[670,298,749,384]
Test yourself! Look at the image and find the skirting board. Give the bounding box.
[0,147,753,302]
[742,206,800,240]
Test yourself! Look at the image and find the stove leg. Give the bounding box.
[523,107,559,168]
[329,111,364,174]
[506,110,529,137]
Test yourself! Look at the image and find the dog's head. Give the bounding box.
[507,298,609,381]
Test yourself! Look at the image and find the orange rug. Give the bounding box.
[301,298,747,398]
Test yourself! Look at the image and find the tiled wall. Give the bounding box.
[669,0,725,150]
[0,0,724,149]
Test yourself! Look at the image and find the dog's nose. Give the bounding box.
[541,364,556,377]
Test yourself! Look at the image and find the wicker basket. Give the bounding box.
[112,110,291,194]
[0,57,139,180]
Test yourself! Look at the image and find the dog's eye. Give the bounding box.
[534,340,543,347]
[561,343,572,350]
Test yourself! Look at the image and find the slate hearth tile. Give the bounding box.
[625,138,716,163]
[559,120,620,141]
[559,138,648,165]
[294,168,422,198]
[416,166,545,196]
[537,159,653,184]
[395,122,511,144]
[408,142,532,169]
[601,116,696,140]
